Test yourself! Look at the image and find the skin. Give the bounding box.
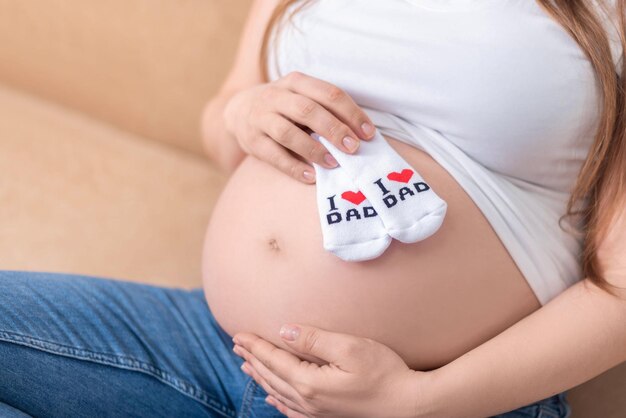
[202,1,626,416]
[232,238,626,417]
[202,139,540,371]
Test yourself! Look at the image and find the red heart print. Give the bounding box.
[387,169,414,183]
[341,190,366,205]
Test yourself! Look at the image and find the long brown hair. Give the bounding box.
[260,0,626,297]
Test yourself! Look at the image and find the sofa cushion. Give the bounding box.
[0,0,252,156]
[0,83,225,287]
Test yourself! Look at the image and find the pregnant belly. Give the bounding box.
[202,135,541,371]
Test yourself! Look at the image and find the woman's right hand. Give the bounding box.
[222,71,377,184]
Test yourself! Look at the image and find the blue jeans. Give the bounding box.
[0,271,572,418]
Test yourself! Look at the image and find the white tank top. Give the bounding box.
[267,0,623,305]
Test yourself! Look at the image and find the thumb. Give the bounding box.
[279,323,364,368]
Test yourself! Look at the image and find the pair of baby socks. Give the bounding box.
[312,130,447,261]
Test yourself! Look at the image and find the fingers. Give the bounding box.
[278,324,367,372]
[266,396,311,418]
[248,134,318,184]
[241,362,307,414]
[234,333,312,385]
[237,354,308,415]
[238,71,378,184]
[271,91,361,154]
[261,113,339,169]
[279,71,376,142]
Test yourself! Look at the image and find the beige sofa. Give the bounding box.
[0,1,623,416]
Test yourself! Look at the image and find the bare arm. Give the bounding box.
[200,0,281,174]
[416,278,626,417]
[418,209,626,417]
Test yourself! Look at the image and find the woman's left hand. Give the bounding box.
[232,324,434,418]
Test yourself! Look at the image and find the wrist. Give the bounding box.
[222,88,251,138]
[401,369,444,418]
[200,117,245,175]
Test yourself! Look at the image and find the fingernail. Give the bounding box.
[324,153,338,167]
[241,363,250,373]
[302,170,315,181]
[342,136,358,152]
[361,122,375,138]
[280,324,300,341]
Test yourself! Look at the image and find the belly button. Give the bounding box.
[268,238,281,252]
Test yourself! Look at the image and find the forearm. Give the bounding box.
[417,278,626,418]
[200,90,247,175]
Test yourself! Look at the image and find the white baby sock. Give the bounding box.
[312,159,392,262]
[313,131,447,243]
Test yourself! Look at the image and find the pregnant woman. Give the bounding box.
[1,0,626,417]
